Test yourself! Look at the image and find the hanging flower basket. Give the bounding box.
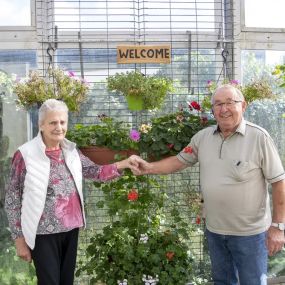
[126,94,144,111]
[107,71,174,111]
[66,116,140,164]
[13,68,89,112]
[79,146,138,165]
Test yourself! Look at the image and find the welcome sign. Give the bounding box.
[117,45,171,64]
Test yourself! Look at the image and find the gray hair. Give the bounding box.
[211,84,245,104]
[38,99,69,125]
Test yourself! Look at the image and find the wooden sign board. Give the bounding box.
[117,45,171,64]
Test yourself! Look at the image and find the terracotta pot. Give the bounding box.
[79,146,138,165]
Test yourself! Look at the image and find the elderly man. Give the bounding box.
[133,84,285,285]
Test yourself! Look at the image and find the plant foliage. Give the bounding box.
[206,79,276,104]
[76,171,202,285]
[107,71,174,110]
[13,68,89,111]
[66,115,138,151]
[273,64,285,89]
[138,104,215,160]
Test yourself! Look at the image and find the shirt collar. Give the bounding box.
[213,118,246,136]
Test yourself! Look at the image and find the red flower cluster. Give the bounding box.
[195,215,201,225]
[166,251,175,261]
[127,189,139,201]
[183,146,193,154]
[188,101,201,111]
[167,143,174,149]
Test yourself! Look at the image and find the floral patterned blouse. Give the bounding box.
[5,149,121,240]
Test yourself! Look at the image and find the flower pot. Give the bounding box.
[126,95,143,111]
[79,146,138,165]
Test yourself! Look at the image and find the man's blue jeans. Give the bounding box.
[205,229,268,285]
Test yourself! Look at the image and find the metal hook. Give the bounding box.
[46,43,56,74]
[222,49,229,63]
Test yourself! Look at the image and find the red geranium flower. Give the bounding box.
[183,146,193,154]
[167,143,174,149]
[189,101,201,111]
[127,189,139,201]
[166,251,175,261]
[196,215,201,225]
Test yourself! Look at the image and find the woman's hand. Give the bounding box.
[15,237,32,262]
[115,155,150,175]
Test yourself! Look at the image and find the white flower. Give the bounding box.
[139,233,149,243]
[139,123,152,133]
[142,274,159,285]
[117,279,128,285]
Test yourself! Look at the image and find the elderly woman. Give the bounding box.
[5,99,139,285]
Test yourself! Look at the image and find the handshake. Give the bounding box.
[116,155,184,175]
[116,154,185,176]
[121,155,151,175]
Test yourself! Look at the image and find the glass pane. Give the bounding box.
[242,50,285,278]
[244,0,285,28]
[0,0,31,26]
[54,0,215,32]
[0,49,37,284]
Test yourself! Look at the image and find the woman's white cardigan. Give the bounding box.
[18,133,85,249]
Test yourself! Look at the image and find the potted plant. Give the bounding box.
[206,79,276,104]
[13,67,89,112]
[107,71,174,111]
[272,64,285,89]
[66,115,139,164]
[137,102,215,161]
[76,170,206,285]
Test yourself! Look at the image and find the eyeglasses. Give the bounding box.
[212,100,242,110]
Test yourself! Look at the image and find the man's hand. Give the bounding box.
[269,180,285,256]
[115,155,150,175]
[126,155,151,175]
[15,237,32,262]
[266,226,285,256]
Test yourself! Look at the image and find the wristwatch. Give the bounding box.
[271,222,285,231]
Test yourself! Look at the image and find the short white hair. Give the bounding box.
[211,84,245,104]
[38,99,68,125]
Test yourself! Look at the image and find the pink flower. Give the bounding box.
[68,71,75,77]
[230,79,239,85]
[129,130,140,142]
